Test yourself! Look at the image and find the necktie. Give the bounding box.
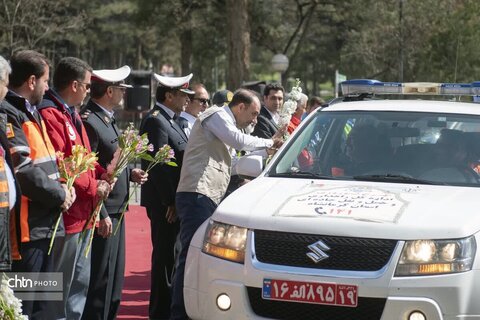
[70,108,82,134]
[111,115,119,137]
[177,116,188,129]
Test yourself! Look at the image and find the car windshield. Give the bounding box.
[268,110,480,186]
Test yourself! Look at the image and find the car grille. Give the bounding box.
[247,287,386,320]
[254,230,397,271]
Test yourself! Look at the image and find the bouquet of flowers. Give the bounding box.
[278,78,302,137]
[0,274,27,320]
[113,144,176,235]
[107,123,153,178]
[48,145,98,255]
[83,123,154,256]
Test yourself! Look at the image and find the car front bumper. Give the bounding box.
[184,224,480,320]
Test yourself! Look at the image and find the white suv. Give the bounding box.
[184,80,480,320]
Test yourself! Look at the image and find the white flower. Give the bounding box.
[278,78,302,128]
[289,85,302,101]
[0,273,27,319]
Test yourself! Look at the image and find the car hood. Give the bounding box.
[214,177,480,239]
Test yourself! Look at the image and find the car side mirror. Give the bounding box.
[236,155,264,179]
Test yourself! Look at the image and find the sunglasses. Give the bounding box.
[77,81,91,90]
[192,98,210,105]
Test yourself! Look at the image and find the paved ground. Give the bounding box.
[117,191,151,319]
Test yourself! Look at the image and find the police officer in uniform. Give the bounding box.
[81,66,148,320]
[140,73,193,320]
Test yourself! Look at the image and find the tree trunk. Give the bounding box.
[136,41,142,70]
[226,0,250,90]
[180,29,192,75]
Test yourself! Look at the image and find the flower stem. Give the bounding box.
[84,200,103,257]
[113,183,138,236]
[47,212,63,255]
[48,177,75,256]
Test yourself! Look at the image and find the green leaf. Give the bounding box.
[138,153,155,162]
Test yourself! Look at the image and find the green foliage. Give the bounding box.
[2,0,480,97]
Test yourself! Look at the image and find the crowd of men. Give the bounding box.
[0,49,324,320]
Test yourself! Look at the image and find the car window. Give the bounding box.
[268,110,480,186]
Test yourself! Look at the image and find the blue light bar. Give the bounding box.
[440,83,471,95]
[341,79,480,96]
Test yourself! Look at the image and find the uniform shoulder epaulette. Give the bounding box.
[80,109,92,120]
[152,110,160,117]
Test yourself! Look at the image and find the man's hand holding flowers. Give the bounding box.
[60,183,76,212]
[113,144,175,235]
[96,174,116,238]
[97,217,112,238]
[267,125,287,156]
[96,179,113,200]
[84,123,153,253]
[96,169,147,238]
[49,145,98,255]
[131,168,148,184]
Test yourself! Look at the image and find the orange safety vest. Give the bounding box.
[19,119,59,242]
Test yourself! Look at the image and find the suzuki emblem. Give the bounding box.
[307,240,330,263]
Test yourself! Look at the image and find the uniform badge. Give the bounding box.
[80,111,90,120]
[6,123,14,138]
[104,116,110,124]
[152,110,159,117]
[66,122,77,141]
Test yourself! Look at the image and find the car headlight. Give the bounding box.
[395,236,476,276]
[202,220,247,264]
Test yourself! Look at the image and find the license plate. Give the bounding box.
[262,279,358,307]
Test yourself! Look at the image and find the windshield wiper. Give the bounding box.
[353,174,444,185]
[269,171,339,180]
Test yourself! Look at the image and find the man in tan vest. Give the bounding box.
[171,89,284,319]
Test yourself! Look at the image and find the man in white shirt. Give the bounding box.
[171,89,284,319]
[140,73,194,320]
[178,83,210,137]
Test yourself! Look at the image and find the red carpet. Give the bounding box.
[117,205,151,319]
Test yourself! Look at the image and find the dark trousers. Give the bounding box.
[82,215,125,320]
[171,192,217,320]
[12,238,55,320]
[147,204,179,320]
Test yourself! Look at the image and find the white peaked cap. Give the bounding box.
[92,65,133,88]
[153,73,195,94]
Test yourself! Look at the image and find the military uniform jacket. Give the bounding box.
[140,104,188,208]
[80,100,130,217]
[251,105,279,139]
[0,91,65,243]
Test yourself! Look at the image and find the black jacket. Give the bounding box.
[251,106,278,139]
[140,104,188,208]
[80,100,130,217]
[0,117,21,271]
[0,92,65,244]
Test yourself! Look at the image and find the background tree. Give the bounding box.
[3,0,480,97]
[0,0,85,57]
[226,0,250,90]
